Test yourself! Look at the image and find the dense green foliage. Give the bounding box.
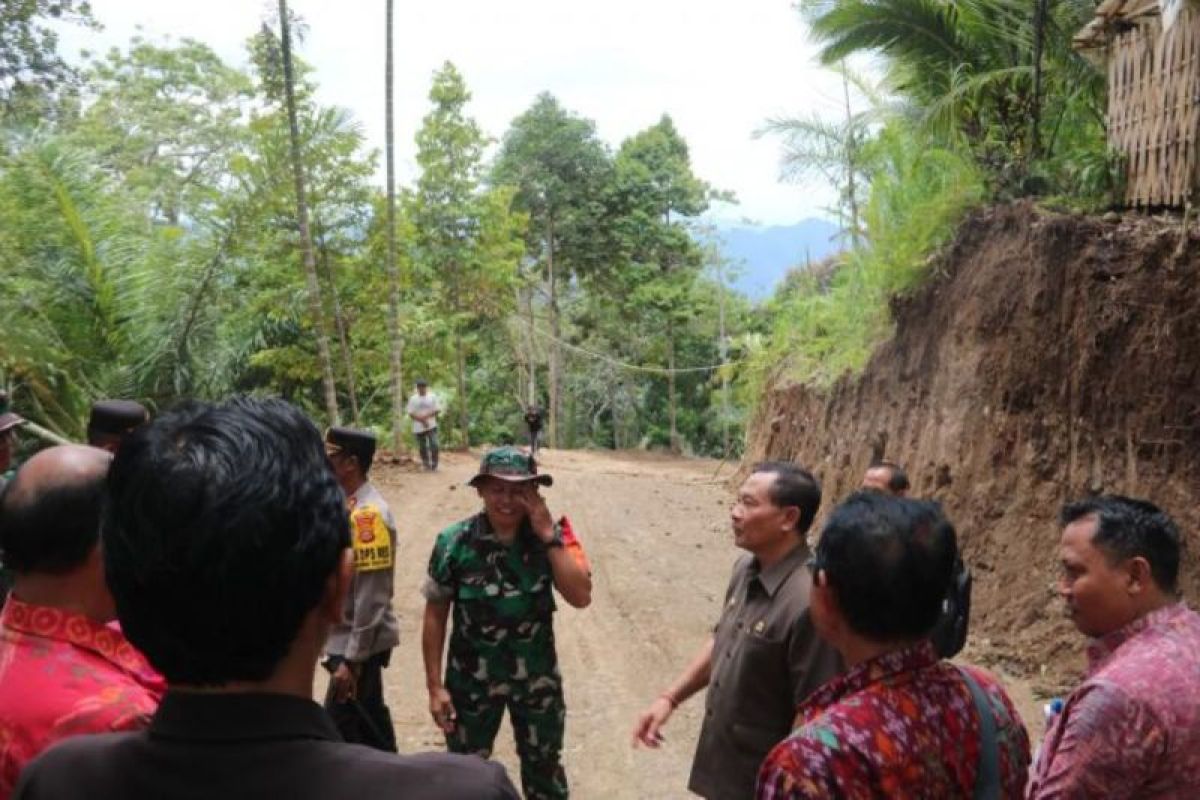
[749,0,1110,392]
[0,5,749,456]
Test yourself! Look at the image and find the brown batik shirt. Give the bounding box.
[688,541,842,800]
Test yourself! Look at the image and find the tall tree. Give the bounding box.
[277,0,340,424]
[492,93,612,448]
[0,0,96,124]
[384,0,405,454]
[410,62,487,446]
[757,65,880,247]
[612,116,710,453]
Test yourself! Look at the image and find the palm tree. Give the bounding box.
[796,0,1101,172]
[277,0,340,425]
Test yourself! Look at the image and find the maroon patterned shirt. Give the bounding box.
[757,640,1030,799]
[1029,603,1200,799]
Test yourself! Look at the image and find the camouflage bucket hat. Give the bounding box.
[467,446,552,487]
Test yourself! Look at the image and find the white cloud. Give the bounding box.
[58,0,844,224]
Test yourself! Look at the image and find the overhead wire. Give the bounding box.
[522,322,743,376]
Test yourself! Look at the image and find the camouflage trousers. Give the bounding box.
[445,667,568,800]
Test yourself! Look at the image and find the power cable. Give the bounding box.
[523,322,743,376]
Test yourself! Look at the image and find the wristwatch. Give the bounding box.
[544,528,565,549]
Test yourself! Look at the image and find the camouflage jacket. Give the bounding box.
[423,513,559,683]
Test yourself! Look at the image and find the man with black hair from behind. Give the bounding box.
[14,397,517,800]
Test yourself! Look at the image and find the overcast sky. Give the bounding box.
[58,0,844,225]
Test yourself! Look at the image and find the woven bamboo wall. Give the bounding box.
[1108,8,1200,207]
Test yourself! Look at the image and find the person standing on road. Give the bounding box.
[861,459,972,658]
[632,462,842,800]
[0,446,163,797]
[421,447,592,800]
[323,426,400,752]
[757,492,1031,799]
[524,405,544,456]
[1029,495,1200,799]
[406,379,441,471]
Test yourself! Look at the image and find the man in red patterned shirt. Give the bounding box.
[1029,495,1200,799]
[0,445,162,798]
[757,492,1030,799]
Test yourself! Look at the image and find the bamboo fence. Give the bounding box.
[1087,3,1200,208]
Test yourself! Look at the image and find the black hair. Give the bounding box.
[0,463,106,574]
[751,461,822,535]
[1060,495,1180,594]
[871,460,910,493]
[103,397,349,686]
[816,492,957,641]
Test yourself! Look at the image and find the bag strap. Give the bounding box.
[958,666,1000,800]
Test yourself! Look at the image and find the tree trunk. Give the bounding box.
[523,280,538,406]
[317,225,360,424]
[384,0,406,453]
[455,329,469,447]
[453,277,469,447]
[610,377,621,450]
[278,0,340,425]
[667,318,679,454]
[546,215,561,449]
[1030,0,1050,158]
[716,257,729,455]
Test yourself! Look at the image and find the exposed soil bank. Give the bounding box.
[744,202,1200,693]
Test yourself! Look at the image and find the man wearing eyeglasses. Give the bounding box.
[632,462,842,800]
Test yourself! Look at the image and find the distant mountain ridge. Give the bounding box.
[703,218,843,301]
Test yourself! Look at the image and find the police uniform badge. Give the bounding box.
[351,504,393,571]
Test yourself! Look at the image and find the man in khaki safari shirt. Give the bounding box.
[632,462,842,800]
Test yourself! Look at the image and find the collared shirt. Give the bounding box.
[1029,602,1200,799]
[422,512,560,685]
[0,597,163,799]
[326,481,401,662]
[13,691,519,799]
[757,640,1030,799]
[688,543,842,800]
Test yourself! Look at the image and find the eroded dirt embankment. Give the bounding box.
[745,202,1200,692]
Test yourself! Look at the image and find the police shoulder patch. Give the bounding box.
[351,504,393,571]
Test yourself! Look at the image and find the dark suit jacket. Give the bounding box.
[13,690,518,800]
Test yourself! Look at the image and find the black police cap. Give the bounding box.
[88,399,148,435]
[324,426,377,462]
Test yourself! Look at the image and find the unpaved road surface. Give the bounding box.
[318,448,1041,798]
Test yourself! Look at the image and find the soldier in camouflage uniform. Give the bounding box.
[421,447,592,800]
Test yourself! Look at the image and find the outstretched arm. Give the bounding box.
[631,637,715,748]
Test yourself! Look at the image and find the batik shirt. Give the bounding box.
[422,513,560,685]
[757,640,1030,800]
[1029,602,1200,799]
[0,597,163,798]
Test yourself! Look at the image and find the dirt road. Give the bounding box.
[321,448,1041,799]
